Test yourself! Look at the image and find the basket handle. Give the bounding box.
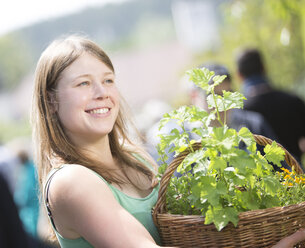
[153,134,303,220]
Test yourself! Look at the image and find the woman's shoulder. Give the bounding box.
[49,164,95,184]
[47,164,109,206]
[44,164,126,243]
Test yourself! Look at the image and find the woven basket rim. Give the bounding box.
[155,200,305,219]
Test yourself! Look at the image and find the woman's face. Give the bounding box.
[55,52,120,144]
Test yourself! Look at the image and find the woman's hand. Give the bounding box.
[272,229,305,248]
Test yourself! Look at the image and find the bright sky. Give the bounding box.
[0,0,127,35]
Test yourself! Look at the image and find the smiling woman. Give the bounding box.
[30,35,305,248]
[31,35,172,248]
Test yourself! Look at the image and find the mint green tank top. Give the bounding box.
[44,154,161,248]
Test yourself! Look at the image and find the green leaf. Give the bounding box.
[229,150,256,173]
[205,205,239,231]
[204,148,218,159]
[238,127,255,147]
[221,137,237,151]
[212,75,227,86]
[158,113,171,130]
[245,174,256,189]
[236,190,260,210]
[193,176,219,207]
[206,93,223,110]
[261,194,280,208]
[221,91,246,111]
[261,176,281,196]
[209,156,227,171]
[264,142,285,167]
[158,127,192,157]
[205,191,220,207]
[253,151,271,172]
[224,168,246,187]
[206,91,246,112]
[188,105,209,123]
[182,149,206,168]
[186,68,215,94]
[193,159,210,175]
[212,126,226,140]
[211,127,238,150]
[192,127,210,138]
[216,180,227,195]
[192,181,204,198]
[178,149,207,173]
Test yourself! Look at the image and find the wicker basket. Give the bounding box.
[153,134,305,247]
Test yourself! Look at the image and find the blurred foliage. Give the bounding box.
[0,118,31,143]
[106,16,176,51]
[196,0,305,99]
[0,33,33,90]
[17,0,175,59]
[2,0,305,141]
[0,0,175,92]
[0,0,176,142]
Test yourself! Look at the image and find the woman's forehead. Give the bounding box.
[60,53,113,80]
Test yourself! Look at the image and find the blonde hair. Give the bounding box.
[31,35,157,240]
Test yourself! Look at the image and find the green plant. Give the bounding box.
[157,67,305,231]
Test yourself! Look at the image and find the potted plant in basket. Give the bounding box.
[153,67,305,248]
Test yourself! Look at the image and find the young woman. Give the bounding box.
[32,35,305,248]
[31,35,169,248]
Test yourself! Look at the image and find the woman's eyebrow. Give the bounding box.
[71,71,114,81]
[73,73,91,80]
[103,71,114,76]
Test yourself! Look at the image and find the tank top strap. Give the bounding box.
[44,166,65,231]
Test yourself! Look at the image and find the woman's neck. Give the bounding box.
[71,134,116,167]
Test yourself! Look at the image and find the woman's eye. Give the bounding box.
[105,79,114,84]
[78,81,89,86]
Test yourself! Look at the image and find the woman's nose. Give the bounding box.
[93,83,108,99]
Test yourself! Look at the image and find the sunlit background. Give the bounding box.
[1,0,305,142]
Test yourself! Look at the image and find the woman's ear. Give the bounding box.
[48,91,58,114]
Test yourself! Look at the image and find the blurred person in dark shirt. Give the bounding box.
[236,48,305,167]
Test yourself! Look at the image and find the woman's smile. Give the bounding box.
[85,107,111,117]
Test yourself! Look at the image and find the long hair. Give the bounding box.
[31,35,158,240]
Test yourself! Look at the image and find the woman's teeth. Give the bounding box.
[88,108,109,114]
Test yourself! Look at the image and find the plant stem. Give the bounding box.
[222,97,227,125]
[212,90,224,127]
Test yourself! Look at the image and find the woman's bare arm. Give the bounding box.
[48,164,165,248]
[272,229,305,248]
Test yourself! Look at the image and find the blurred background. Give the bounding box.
[1,0,305,139]
[1,0,305,142]
[1,0,305,245]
